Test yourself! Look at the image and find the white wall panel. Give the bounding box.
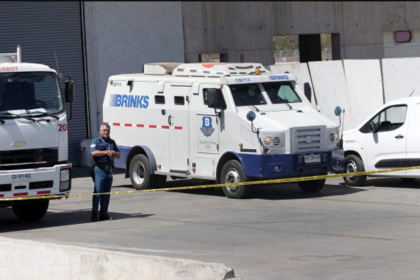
[343,60,384,129]
[382,57,420,103]
[308,61,351,129]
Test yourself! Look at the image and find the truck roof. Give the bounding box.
[109,62,296,85]
[0,62,56,73]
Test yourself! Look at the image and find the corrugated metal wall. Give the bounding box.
[0,1,87,164]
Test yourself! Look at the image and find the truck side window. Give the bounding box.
[203,89,209,105]
[174,96,185,105]
[155,95,165,104]
[361,105,407,133]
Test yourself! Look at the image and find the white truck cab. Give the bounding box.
[103,62,344,198]
[0,47,74,220]
[343,96,420,186]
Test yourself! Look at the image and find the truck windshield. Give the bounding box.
[229,84,267,107]
[0,72,63,116]
[262,82,301,104]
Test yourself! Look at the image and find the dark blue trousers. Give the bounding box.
[92,167,113,217]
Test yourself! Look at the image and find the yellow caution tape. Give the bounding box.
[2,165,420,202]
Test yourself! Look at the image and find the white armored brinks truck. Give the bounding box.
[0,47,74,220]
[103,62,344,198]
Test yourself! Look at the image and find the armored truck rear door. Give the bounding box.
[166,83,191,174]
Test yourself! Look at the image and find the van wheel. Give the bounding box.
[344,154,367,186]
[129,154,156,190]
[12,199,49,221]
[220,160,251,199]
[298,179,326,192]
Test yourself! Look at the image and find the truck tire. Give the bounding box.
[298,178,326,192]
[344,154,367,186]
[129,154,156,190]
[12,199,49,221]
[220,160,251,199]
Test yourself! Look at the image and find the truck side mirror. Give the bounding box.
[65,80,75,103]
[304,82,312,102]
[207,88,226,110]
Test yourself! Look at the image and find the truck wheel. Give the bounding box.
[344,154,367,186]
[298,179,326,192]
[12,199,49,221]
[129,154,156,190]
[220,160,251,199]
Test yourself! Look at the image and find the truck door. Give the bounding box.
[166,83,191,174]
[364,104,408,175]
[187,84,221,178]
[405,103,420,174]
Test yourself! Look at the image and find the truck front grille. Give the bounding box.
[0,148,58,171]
[293,127,325,152]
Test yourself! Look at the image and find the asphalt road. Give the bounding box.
[2,168,420,280]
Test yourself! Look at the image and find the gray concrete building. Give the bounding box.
[1,1,419,165]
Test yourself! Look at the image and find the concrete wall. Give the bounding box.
[0,237,234,280]
[182,2,420,65]
[83,2,185,137]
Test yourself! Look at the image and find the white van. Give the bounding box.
[343,96,420,186]
[103,62,344,198]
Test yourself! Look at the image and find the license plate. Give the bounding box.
[11,174,31,182]
[304,154,321,163]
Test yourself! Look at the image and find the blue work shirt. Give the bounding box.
[90,136,120,166]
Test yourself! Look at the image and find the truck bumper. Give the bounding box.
[0,164,72,200]
[237,149,345,179]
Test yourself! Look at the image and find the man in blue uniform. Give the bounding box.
[90,124,120,222]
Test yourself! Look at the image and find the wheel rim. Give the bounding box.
[224,168,240,192]
[133,161,146,185]
[346,160,358,181]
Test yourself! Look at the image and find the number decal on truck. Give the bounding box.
[58,124,67,132]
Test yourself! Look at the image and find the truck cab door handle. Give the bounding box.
[168,115,172,126]
[395,135,404,139]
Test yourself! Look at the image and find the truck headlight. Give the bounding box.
[60,169,70,182]
[60,168,71,192]
[263,136,273,146]
[329,132,339,142]
[273,137,282,147]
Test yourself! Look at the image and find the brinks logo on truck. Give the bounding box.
[109,94,149,108]
[200,116,215,137]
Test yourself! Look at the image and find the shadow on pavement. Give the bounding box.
[0,209,153,232]
[115,178,365,200]
[339,177,420,189]
[72,167,125,179]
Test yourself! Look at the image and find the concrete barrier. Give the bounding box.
[0,236,235,280]
[343,59,384,129]
[382,57,420,102]
[308,61,350,129]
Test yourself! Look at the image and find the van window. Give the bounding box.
[229,84,267,106]
[362,105,407,133]
[155,95,165,104]
[174,96,185,105]
[263,82,301,104]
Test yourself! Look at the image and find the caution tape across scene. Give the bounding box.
[2,165,420,201]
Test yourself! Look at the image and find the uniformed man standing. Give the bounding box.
[90,124,120,222]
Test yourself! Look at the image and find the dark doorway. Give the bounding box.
[299,34,322,62]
